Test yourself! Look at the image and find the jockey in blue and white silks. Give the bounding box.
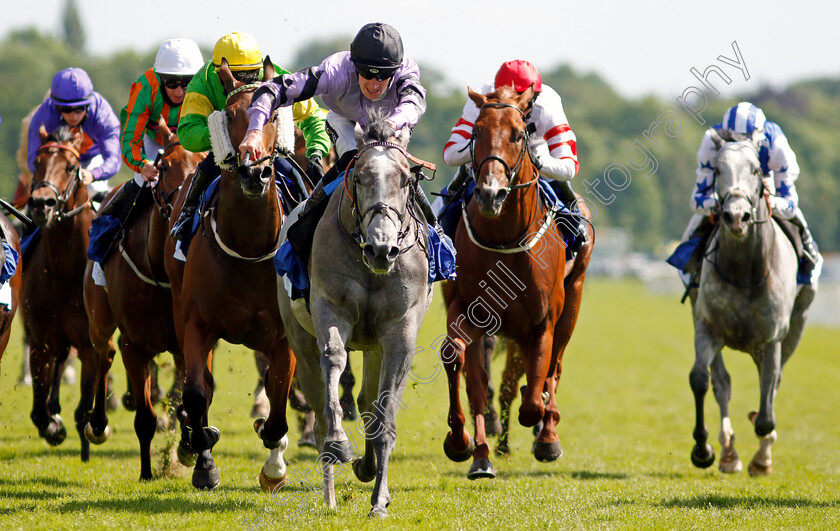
[674,101,821,285]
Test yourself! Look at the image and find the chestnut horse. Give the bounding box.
[440,86,593,479]
[0,213,22,356]
[83,119,204,479]
[164,58,295,491]
[22,126,105,461]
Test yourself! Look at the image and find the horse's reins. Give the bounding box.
[705,141,774,288]
[32,142,91,220]
[341,141,426,255]
[461,101,553,254]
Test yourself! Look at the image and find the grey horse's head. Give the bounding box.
[710,128,765,239]
[351,117,413,274]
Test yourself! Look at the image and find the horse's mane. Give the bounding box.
[485,84,519,103]
[362,108,397,143]
[46,125,75,144]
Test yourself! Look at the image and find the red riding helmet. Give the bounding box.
[494,60,542,93]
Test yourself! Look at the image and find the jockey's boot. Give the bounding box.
[170,166,213,241]
[790,210,821,279]
[98,179,143,222]
[549,180,587,253]
[414,186,445,238]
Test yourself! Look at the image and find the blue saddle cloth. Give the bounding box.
[20,227,40,262]
[665,233,815,286]
[1,240,20,284]
[87,215,122,263]
[275,170,457,301]
[438,176,582,257]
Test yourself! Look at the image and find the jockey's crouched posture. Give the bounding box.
[239,22,440,266]
[170,31,330,241]
[435,60,588,256]
[672,102,822,286]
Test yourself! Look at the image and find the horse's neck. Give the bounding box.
[470,179,541,244]
[216,174,281,254]
[716,216,775,283]
[42,214,90,277]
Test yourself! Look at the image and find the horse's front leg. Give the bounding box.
[441,303,480,463]
[181,315,219,489]
[710,353,741,473]
[313,307,354,464]
[463,337,495,479]
[256,336,295,492]
[367,326,421,517]
[29,343,67,446]
[496,340,525,456]
[120,340,158,480]
[747,341,782,476]
[352,351,380,485]
[689,322,723,468]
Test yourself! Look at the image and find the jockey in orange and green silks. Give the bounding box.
[170,31,330,241]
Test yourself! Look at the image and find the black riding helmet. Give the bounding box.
[350,23,403,75]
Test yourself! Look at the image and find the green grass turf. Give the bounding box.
[0,279,837,529]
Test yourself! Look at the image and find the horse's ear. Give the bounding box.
[218,58,237,92]
[70,129,84,151]
[748,128,764,151]
[354,123,366,150]
[708,127,726,150]
[468,86,486,109]
[395,124,410,147]
[262,56,275,82]
[518,84,535,112]
[157,115,173,142]
[38,124,48,144]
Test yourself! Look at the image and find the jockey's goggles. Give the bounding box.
[356,66,393,82]
[162,77,191,89]
[56,105,88,114]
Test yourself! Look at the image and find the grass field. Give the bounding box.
[0,279,838,530]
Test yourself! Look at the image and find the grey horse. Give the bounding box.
[277,118,431,517]
[688,129,816,476]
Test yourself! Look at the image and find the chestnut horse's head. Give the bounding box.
[468,84,535,217]
[153,118,204,219]
[28,125,87,227]
[218,56,277,199]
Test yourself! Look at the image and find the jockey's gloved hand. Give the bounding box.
[306,152,326,184]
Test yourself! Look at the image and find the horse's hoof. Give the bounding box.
[321,439,355,464]
[691,443,715,469]
[495,442,510,457]
[467,458,496,480]
[84,422,111,444]
[443,432,474,462]
[43,416,67,446]
[533,440,563,462]
[485,414,502,437]
[177,440,197,467]
[297,431,317,448]
[719,455,743,474]
[353,457,376,483]
[258,467,287,492]
[368,506,389,518]
[122,392,136,411]
[204,426,221,449]
[192,450,220,490]
[748,460,771,477]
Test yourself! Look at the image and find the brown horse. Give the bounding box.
[21,125,104,461]
[83,119,205,479]
[440,85,594,479]
[0,213,22,357]
[164,57,295,491]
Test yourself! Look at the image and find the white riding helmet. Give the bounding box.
[154,38,204,76]
[721,102,766,139]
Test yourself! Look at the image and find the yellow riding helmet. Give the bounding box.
[212,32,262,71]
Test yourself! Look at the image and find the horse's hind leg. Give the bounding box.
[256,337,295,492]
[441,302,480,463]
[754,341,782,437]
[463,338,497,479]
[75,343,103,462]
[251,351,270,418]
[496,339,524,456]
[747,410,777,476]
[710,353,741,473]
[314,310,354,464]
[121,340,158,480]
[689,323,723,468]
[482,335,501,436]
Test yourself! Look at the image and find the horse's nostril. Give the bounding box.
[363,245,376,262]
[743,211,751,223]
[387,246,399,261]
[45,198,57,208]
[722,212,734,225]
[496,189,508,203]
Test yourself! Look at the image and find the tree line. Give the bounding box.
[0,28,837,253]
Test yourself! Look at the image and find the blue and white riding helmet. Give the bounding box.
[721,102,766,140]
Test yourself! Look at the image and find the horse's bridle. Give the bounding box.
[224,83,279,170]
[469,102,538,192]
[342,141,424,255]
[150,140,185,220]
[31,142,90,220]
